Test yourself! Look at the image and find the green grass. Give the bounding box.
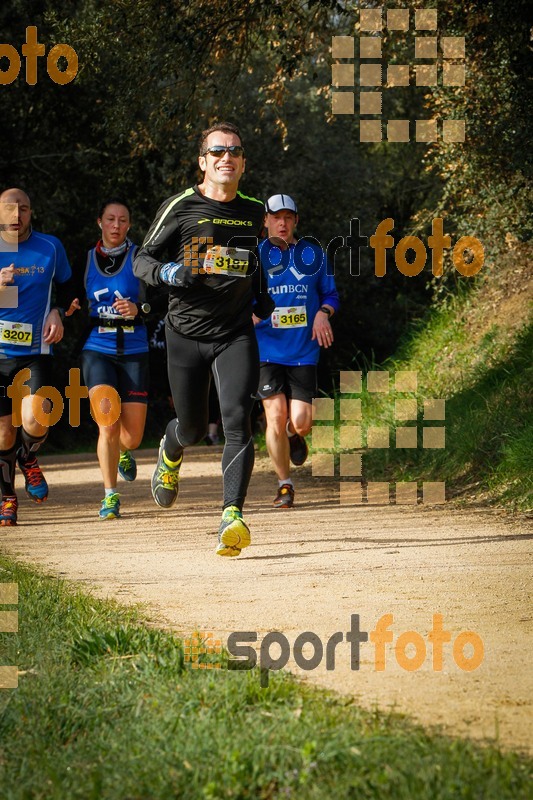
[0,556,531,799]
[327,284,532,511]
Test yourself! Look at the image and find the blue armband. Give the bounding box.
[160,262,184,285]
[161,262,199,287]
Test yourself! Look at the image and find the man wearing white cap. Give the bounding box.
[254,194,339,508]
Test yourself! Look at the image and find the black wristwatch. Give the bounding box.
[319,306,331,318]
[136,302,151,315]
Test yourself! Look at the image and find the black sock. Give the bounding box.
[19,429,48,461]
[0,446,17,497]
[164,419,185,463]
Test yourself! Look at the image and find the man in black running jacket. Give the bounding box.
[134,121,274,557]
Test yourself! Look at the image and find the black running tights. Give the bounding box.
[164,325,259,510]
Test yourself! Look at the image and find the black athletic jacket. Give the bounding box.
[133,186,274,341]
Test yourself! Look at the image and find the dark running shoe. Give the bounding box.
[0,496,18,526]
[273,483,295,509]
[118,450,137,482]
[151,437,182,509]
[17,452,48,502]
[288,434,308,466]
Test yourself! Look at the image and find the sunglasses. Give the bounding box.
[202,145,245,158]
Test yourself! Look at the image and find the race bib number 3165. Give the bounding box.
[271,306,307,328]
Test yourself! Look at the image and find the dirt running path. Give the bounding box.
[1,448,531,753]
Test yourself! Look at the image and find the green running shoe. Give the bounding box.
[151,437,182,509]
[99,492,121,520]
[118,450,137,482]
[216,505,251,557]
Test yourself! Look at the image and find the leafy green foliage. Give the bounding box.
[0,0,529,473]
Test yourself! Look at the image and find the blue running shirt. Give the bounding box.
[0,231,72,356]
[83,245,148,355]
[255,238,340,366]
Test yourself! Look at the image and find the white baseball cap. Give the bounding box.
[265,194,298,214]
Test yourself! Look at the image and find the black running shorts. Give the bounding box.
[257,363,317,404]
[81,350,149,404]
[0,355,53,417]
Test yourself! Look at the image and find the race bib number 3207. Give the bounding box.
[0,320,33,345]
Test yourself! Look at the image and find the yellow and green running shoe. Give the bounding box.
[151,437,182,509]
[216,505,251,557]
[99,492,121,520]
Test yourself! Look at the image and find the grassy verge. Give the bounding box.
[0,556,531,799]
[321,271,532,511]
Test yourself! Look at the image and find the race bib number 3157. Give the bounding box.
[203,246,250,277]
